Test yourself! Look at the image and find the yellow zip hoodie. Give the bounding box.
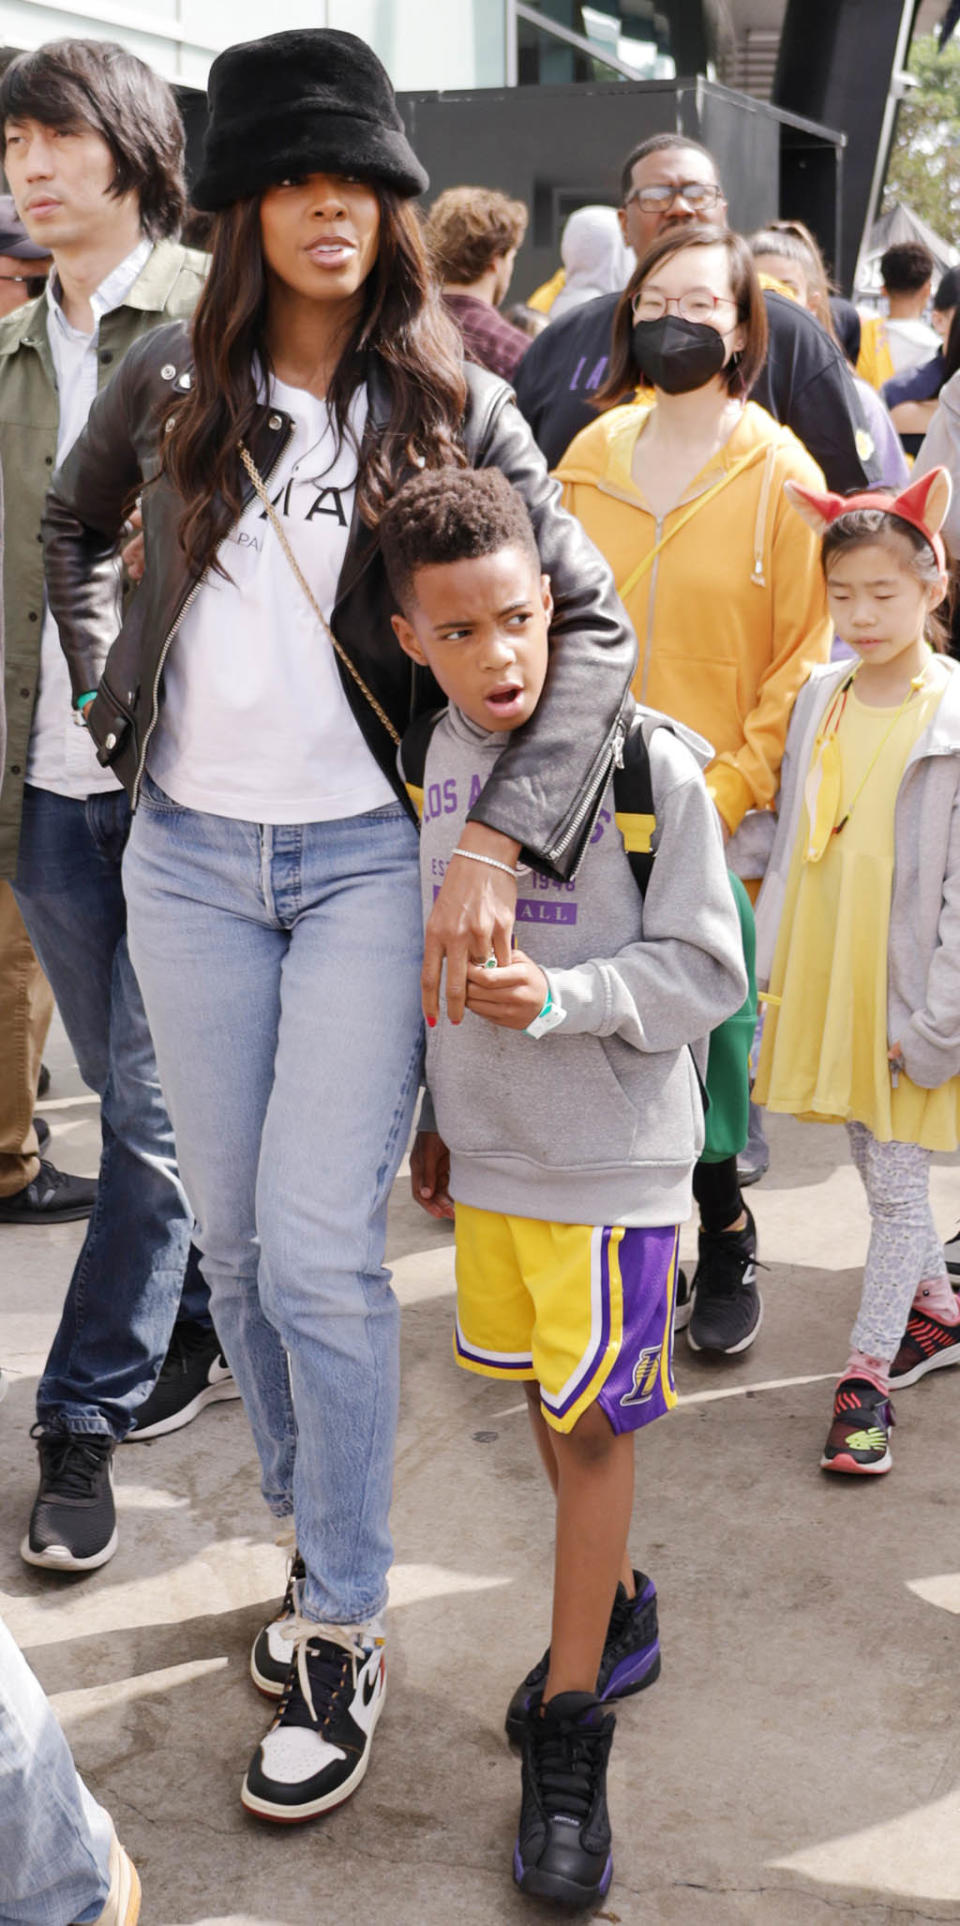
[556,399,832,841]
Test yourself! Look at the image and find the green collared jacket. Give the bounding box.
[0,237,206,878]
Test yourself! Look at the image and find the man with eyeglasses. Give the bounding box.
[515,133,881,492]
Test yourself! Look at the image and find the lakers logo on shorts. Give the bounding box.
[619,1344,663,1408]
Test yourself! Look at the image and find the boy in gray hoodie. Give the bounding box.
[381,467,746,1911]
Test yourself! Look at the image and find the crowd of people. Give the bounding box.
[1,22,960,1923]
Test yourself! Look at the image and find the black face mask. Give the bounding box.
[631,314,728,394]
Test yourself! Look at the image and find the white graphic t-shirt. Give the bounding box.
[148,379,396,823]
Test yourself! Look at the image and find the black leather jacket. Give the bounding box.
[43,322,635,876]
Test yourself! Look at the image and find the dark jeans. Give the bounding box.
[13,783,209,1439]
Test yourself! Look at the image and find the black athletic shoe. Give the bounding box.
[687,1206,762,1355]
[37,1062,51,1099]
[0,1161,97,1226]
[242,1620,387,1822]
[21,1429,118,1571]
[514,1692,615,1908]
[127,1320,239,1440]
[251,1551,307,1697]
[505,1570,659,1747]
[34,1116,50,1156]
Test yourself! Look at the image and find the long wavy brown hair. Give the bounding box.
[164,190,468,578]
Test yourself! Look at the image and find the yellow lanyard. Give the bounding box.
[617,443,769,603]
[803,666,926,864]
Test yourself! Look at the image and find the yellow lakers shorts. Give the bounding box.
[454,1205,679,1434]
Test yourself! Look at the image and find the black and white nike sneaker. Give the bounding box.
[515,1692,615,1907]
[128,1321,239,1441]
[250,1551,306,1697]
[242,1618,386,1822]
[21,1428,118,1571]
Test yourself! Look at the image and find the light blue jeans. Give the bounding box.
[122,779,424,1623]
[0,1616,111,1925]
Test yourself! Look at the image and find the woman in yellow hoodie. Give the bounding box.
[557,225,831,866]
[557,225,832,1360]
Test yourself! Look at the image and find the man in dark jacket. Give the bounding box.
[0,38,236,1579]
[515,133,881,491]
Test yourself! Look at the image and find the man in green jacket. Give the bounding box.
[0,38,237,1575]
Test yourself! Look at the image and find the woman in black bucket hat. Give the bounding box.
[43,26,634,1836]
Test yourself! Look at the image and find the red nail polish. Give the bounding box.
[426,1016,436,1028]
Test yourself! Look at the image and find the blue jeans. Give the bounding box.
[13,785,209,1440]
[122,780,424,1624]
[0,1615,111,1925]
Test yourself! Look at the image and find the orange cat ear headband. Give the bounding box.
[784,466,952,572]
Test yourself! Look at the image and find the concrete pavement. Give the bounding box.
[3,1016,960,1924]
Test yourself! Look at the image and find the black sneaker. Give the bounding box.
[37,1062,51,1099]
[505,1570,659,1747]
[242,1619,387,1822]
[687,1206,762,1355]
[514,1692,615,1907]
[251,1551,307,1697]
[127,1320,239,1440]
[820,1378,894,1475]
[21,1429,118,1571]
[34,1116,50,1156]
[0,1161,97,1225]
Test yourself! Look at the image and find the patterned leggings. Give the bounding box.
[846,1122,947,1359]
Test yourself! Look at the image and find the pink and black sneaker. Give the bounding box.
[820,1378,894,1476]
[889,1310,960,1389]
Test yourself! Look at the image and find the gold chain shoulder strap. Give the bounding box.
[238,441,401,746]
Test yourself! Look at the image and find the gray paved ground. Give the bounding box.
[3,1017,960,1925]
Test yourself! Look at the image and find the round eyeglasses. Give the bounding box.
[631,288,738,325]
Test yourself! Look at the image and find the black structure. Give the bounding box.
[398,77,844,302]
[774,0,918,291]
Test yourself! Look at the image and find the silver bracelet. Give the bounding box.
[451,846,520,879]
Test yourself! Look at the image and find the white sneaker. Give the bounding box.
[242,1615,386,1822]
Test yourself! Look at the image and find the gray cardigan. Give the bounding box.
[755,656,960,1090]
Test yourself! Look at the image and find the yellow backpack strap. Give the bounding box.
[614,716,657,896]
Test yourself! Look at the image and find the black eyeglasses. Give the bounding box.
[624,182,723,214]
[0,272,48,296]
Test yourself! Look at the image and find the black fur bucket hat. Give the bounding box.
[192,28,428,211]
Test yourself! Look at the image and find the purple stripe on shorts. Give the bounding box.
[597,1224,678,1435]
[454,1322,532,1372]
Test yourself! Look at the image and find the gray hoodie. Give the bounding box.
[409,703,747,1227]
[755,656,960,1090]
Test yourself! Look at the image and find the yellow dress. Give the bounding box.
[755,658,960,1149]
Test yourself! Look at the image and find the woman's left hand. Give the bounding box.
[422,823,520,1025]
[465,950,549,1030]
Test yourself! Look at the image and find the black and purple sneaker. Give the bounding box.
[514,1691,615,1907]
[505,1569,659,1747]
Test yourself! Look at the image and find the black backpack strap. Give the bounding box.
[613,715,657,898]
[398,707,445,821]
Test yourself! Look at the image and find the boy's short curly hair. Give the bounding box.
[380,466,541,611]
